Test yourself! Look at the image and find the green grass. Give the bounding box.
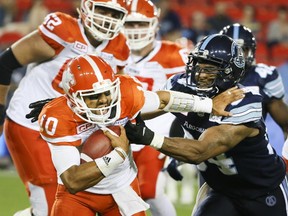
[0,169,195,216]
[0,170,30,216]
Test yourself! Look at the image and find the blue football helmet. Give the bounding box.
[186,34,245,97]
[220,23,256,69]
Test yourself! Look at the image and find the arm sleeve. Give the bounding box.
[48,143,80,176]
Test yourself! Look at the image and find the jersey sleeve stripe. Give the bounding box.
[220,102,262,124]
[39,25,67,46]
[263,76,285,98]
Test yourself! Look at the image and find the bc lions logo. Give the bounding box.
[62,66,76,93]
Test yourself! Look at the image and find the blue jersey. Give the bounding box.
[241,63,285,118]
[165,73,286,198]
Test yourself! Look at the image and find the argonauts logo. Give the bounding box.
[232,42,245,69]
[265,195,277,207]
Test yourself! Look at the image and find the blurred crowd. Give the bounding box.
[154,0,288,66]
[0,0,288,66]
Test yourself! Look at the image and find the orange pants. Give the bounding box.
[133,146,166,199]
[51,178,147,216]
[4,118,57,215]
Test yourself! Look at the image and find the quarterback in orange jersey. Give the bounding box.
[1,0,130,215]
[38,54,149,216]
[123,1,187,215]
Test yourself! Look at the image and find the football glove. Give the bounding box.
[124,114,155,145]
[25,98,53,123]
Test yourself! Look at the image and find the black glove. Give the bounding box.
[25,98,53,123]
[166,158,183,181]
[124,113,155,145]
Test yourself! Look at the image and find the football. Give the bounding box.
[80,126,121,163]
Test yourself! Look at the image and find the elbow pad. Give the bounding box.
[0,48,22,85]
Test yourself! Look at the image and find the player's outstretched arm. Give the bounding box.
[142,86,244,117]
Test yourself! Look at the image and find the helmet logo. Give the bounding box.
[67,68,76,88]
[232,42,245,69]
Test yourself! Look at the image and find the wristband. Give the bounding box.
[0,48,22,85]
[150,134,165,149]
[193,96,213,113]
[114,147,128,159]
[95,150,124,177]
[163,91,212,113]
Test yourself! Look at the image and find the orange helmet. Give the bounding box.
[62,54,121,125]
[124,0,160,50]
[79,0,128,41]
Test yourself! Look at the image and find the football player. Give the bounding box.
[37,54,244,216]
[220,23,288,172]
[38,54,149,216]
[123,0,186,215]
[1,0,130,215]
[112,34,288,216]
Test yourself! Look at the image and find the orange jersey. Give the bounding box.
[38,75,145,194]
[124,40,188,91]
[7,12,130,131]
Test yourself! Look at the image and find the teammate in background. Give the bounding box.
[111,34,288,216]
[37,54,244,215]
[123,1,186,214]
[1,0,130,215]
[220,23,288,172]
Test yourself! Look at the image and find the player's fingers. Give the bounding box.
[119,125,126,137]
[218,110,233,117]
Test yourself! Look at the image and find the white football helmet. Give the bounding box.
[79,0,128,41]
[62,54,121,126]
[124,0,160,50]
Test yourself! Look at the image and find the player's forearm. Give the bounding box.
[0,85,10,105]
[60,163,105,194]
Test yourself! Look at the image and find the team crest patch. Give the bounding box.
[232,42,245,68]
[265,195,276,207]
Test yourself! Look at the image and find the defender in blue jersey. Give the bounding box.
[220,23,288,170]
[121,34,288,216]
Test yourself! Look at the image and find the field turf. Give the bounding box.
[0,169,194,216]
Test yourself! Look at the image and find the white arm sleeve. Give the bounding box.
[141,90,213,114]
[48,143,80,176]
[141,91,161,113]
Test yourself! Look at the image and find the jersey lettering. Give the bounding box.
[255,64,275,79]
[197,153,238,175]
[43,13,62,31]
[40,117,58,136]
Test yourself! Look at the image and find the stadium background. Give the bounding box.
[0,0,288,215]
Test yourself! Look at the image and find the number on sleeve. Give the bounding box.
[43,13,62,31]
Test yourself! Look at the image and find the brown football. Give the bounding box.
[80,126,121,163]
